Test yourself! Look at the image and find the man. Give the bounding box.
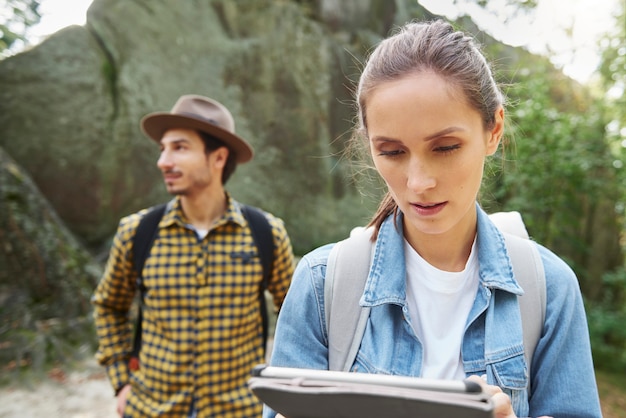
[92,94,295,417]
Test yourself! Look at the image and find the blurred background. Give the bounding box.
[1,0,625,413]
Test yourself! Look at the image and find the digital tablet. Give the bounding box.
[249,365,494,418]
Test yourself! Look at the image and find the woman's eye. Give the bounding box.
[378,149,403,157]
[435,144,460,154]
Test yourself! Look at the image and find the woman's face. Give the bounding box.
[366,71,503,244]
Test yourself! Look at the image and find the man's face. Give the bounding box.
[156,128,225,196]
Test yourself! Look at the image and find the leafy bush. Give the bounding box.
[587,268,626,373]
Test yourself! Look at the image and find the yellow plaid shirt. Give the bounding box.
[92,195,294,417]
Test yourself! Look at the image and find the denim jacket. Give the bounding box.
[265,206,602,417]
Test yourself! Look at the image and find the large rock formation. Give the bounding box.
[0,0,420,254]
[0,146,102,370]
[0,0,433,372]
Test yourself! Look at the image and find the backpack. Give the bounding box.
[324,211,546,390]
[129,202,275,370]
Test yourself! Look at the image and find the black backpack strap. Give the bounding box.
[129,203,166,369]
[240,204,275,354]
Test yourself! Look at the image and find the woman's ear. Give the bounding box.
[486,107,504,156]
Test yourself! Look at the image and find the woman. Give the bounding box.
[265,20,601,418]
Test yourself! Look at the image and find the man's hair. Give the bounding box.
[198,131,237,184]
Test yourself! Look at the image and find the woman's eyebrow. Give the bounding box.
[370,136,401,144]
[371,127,465,144]
[424,126,464,141]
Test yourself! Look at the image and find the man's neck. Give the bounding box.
[179,188,227,231]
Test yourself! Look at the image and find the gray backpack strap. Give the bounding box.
[501,233,546,378]
[325,229,374,371]
[490,212,546,374]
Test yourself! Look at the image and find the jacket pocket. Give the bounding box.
[487,353,527,389]
[486,354,529,417]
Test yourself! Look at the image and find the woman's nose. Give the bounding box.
[406,158,436,193]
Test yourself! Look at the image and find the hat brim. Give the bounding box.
[140,113,253,163]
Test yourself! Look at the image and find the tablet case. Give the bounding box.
[249,366,494,418]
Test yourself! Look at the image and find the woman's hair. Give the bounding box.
[198,131,237,184]
[353,19,505,235]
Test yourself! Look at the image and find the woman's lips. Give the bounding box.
[410,201,447,216]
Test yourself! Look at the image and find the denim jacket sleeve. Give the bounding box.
[262,245,333,418]
[528,243,602,417]
[269,244,332,368]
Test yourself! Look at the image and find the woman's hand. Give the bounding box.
[466,375,553,418]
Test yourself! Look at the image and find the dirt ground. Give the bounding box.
[1,355,623,417]
[0,338,275,418]
[0,358,117,418]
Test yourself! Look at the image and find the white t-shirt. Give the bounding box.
[404,239,479,380]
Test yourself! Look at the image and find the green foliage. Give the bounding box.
[599,0,625,109]
[477,20,626,369]
[480,57,622,296]
[587,268,626,372]
[587,3,626,372]
[0,0,41,54]
[598,0,626,238]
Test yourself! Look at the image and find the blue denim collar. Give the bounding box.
[475,205,524,295]
[361,203,523,307]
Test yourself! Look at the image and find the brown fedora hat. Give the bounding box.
[140,94,254,163]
